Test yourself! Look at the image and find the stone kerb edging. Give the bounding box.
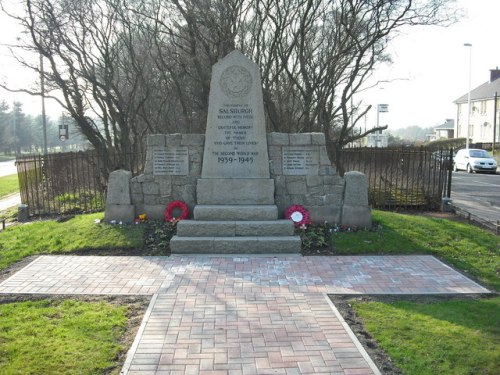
[129,132,371,228]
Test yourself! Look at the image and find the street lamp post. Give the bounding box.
[464,43,472,149]
[40,53,48,155]
[494,91,498,155]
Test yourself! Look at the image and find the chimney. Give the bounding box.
[490,67,500,82]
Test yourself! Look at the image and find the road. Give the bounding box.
[450,170,500,223]
[0,160,17,177]
[0,193,21,211]
[0,160,21,210]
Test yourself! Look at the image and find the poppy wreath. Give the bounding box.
[284,204,311,227]
[164,200,189,222]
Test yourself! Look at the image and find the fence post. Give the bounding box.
[446,147,453,198]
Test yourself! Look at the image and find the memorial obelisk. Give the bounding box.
[170,51,301,253]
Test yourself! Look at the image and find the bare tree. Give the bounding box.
[2,0,155,170]
[125,0,248,133]
[2,0,458,174]
[0,100,14,154]
[240,0,458,174]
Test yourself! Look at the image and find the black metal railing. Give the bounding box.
[16,146,452,216]
[16,148,146,216]
[342,147,452,210]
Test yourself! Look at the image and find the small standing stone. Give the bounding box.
[341,171,372,228]
[105,170,135,223]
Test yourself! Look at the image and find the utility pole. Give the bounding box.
[40,53,48,155]
[464,43,472,149]
[494,91,498,155]
[12,101,18,156]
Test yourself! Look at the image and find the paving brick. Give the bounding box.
[0,254,491,374]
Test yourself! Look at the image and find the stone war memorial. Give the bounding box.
[106,50,371,253]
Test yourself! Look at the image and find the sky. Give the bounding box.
[359,0,500,130]
[1,0,499,131]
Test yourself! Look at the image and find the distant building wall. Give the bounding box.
[365,132,389,147]
[456,101,497,143]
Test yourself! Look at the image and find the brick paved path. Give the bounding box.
[0,255,490,374]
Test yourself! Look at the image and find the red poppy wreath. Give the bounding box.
[284,204,311,227]
[164,200,189,222]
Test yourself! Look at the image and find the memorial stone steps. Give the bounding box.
[176,220,295,237]
[169,235,301,254]
[170,203,302,254]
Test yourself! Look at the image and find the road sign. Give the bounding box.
[59,123,69,141]
[378,104,389,112]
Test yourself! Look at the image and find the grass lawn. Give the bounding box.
[0,213,144,271]
[0,174,19,198]
[0,206,17,224]
[0,214,145,373]
[351,297,500,375]
[0,299,128,374]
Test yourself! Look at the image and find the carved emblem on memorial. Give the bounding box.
[219,65,252,98]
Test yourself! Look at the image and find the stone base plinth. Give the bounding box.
[341,205,372,229]
[197,178,275,205]
[194,205,278,221]
[177,220,294,237]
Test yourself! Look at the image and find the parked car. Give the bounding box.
[453,148,497,174]
[432,150,454,168]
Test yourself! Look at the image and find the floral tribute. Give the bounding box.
[164,200,189,222]
[284,204,311,227]
[134,213,148,224]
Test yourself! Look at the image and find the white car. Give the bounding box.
[453,148,497,174]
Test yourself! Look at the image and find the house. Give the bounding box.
[454,69,500,144]
[427,119,455,142]
[365,129,389,147]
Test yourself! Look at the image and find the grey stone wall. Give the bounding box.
[130,134,204,219]
[130,132,370,227]
[267,132,344,223]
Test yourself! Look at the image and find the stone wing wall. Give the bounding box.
[128,132,370,228]
[267,132,344,223]
[130,134,204,219]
